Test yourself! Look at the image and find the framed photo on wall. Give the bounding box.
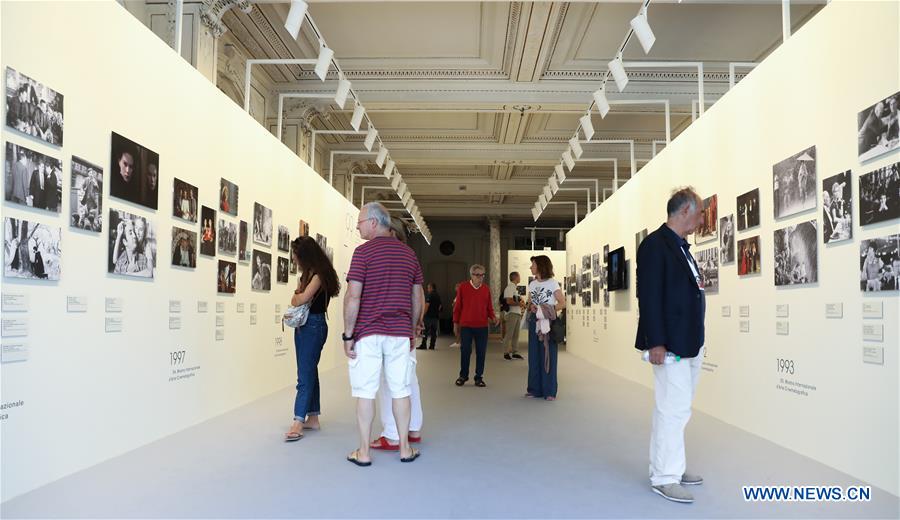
[695,195,717,243]
[171,226,197,268]
[200,206,216,256]
[737,236,761,276]
[5,67,64,146]
[860,234,900,291]
[173,178,198,223]
[859,162,899,226]
[5,142,62,214]
[217,260,236,294]
[736,188,760,231]
[772,146,816,219]
[857,91,899,162]
[251,249,272,291]
[822,170,852,243]
[253,202,272,246]
[108,209,156,279]
[773,220,817,286]
[4,217,61,281]
[607,247,626,291]
[109,132,159,210]
[719,214,735,263]
[220,178,238,216]
[70,156,103,232]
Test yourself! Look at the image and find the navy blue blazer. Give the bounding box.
[634,223,706,358]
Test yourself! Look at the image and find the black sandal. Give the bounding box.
[455,377,467,386]
[475,379,486,387]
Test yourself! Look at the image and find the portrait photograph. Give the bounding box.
[70,156,103,232]
[171,226,197,268]
[695,195,717,243]
[859,162,899,226]
[173,178,198,222]
[277,257,289,283]
[696,247,719,293]
[238,220,250,262]
[220,178,238,216]
[251,249,272,291]
[582,254,591,272]
[772,145,816,219]
[4,217,61,281]
[277,225,290,252]
[218,218,237,257]
[5,67,64,146]
[773,220,818,286]
[719,214,735,263]
[109,131,159,210]
[298,219,309,237]
[737,235,761,276]
[857,91,899,162]
[4,142,62,214]
[592,252,601,278]
[253,202,272,247]
[822,170,852,243]
[736,188,760,231]
[200,206,216,256]
[107,209,156,279]
[859,234,900,292]
[217,260,237,294]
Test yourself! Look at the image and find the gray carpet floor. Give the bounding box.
[2,337,898,519]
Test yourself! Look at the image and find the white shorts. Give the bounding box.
[348,334,414,399]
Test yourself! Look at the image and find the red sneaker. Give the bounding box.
[370,436,400,450]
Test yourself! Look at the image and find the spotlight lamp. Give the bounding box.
[549,176,559,195]
[592,88,610,119]
[391,171,402,190]
[364,126,378,152]
[334,76,352,109]
[284,0,309,39]
[350,103,366,131]
[383,159,395,179]
[398,181,408,198]
[375,145,388,167]
[555,164,567,184]
[579,114,595,141]
[569,136,583,159]
[630,7,656,55]
[608,53,628,92]
[531,207,540,222]
[539,193,548,210]
[314,45,334,81]
[543,185,553,202]
[562,149,576,172]
[401,191,411,205]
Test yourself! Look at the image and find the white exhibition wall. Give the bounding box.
[1,1,362,501]
[507,249,567,288]
[564,1,898,496]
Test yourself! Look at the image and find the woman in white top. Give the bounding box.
[525,255,566,400]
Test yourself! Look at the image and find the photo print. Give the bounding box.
[773,146,816,219]
[719,214,735,263]
[277,257,289,283]
[582,291,591,308]
[4,217,61,280]
[238,220,250,262]
[737,236,761,276]
[217,260,236,294]
[695,248,719,293]
[4,142,62,213]
[607,247,626,291]
[635,228,648,254]
[774,220,818,286]
[171,226,197,268]
[220,178,238,216]
[277,225,290,252]
[298,219,309,237]
[108,209,156,279]
[218,219,237,256]
[200,206,216,256]
[5,67,64,146]
[173,178,198,222]
[70,156,103,232]
[859,234,900,292]
[592,279,600,304]
[316,233,327,251]
[110,132,159,210]
[603,244,609,262]
[582,254,591,272]
[591,253,601,278]
[290,253,297,275]
[857,91,899,162]
[251,249,272,291]
[736,188,760,231]
[695,195,718,243]
[253,202,272,246]
[822,170,852,243]
[859,162,899,226]
[581,271,591,292]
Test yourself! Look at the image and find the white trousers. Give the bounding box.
[348,335,413,399]
[378,348,423,441]
[649,347,703,486]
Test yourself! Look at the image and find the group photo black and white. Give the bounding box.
[277,225,290,252]
[4,217,61,281]
[859,161,899,226]
[696,247,719,293]
[107,209,156,279]
[857,90,899,162]
[200,206,216,257]
[218,219,237,257]
[822,170,852,243]
[859,234,900,292]
[4,142,62,213]
[220,178,238,216]
[5,67,64,146]
[171,226,197,268]
[217,260,236,294]
[736,188,760,231]
[772,146,817,219]
[173,178,198,222]
[719,214,735,263]
[253,202,272,246]
[70,156,103,232]
[251,249,272,291]
[773,220,818,286]
[109,132,159,210]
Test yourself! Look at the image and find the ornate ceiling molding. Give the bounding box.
[201,0,252,38]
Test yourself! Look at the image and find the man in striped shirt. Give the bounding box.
[342,202,424,466]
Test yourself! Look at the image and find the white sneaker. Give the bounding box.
[651,483,694,503]
[449,342,460,348]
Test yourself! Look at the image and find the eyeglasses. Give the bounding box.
[357,217,375,226]
[472,273,485,277]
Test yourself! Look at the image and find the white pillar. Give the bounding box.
[489,218,501,317]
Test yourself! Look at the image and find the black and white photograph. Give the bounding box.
[238,220,250,263]
[635,228,648,253]
[4,142,62,213]
[603,244,609,262]
[591,252,601,277]
[4,217,61,280]
[592,279,600,304]
[173,178,198,222]
[277,257,289,283]
[251,249,272,291]
[316,233,327,251]
[582,254,591,272]
[857,91,899,162]
[581,290,591,308]
[696,247,719,293]
[695,195,717,243]
[580,271,591,292]
[290,254,297,275]
[218,219,237,256]
[607,247,626,291]
[218,260,236,294]
[719,214,735,263]
[736,188,760,231]
[108,209,156,279]
[774,220,817,286]
[70,156,103,232]
[200,206,216,257]
[171,226,197,268]
[220,178,238,216]
[109,132,159,210]
[773,146,816,219]
[859,162,899,226]
[253,202,272,246]
[603,288,610,307]
[859,234,900,292]
[737,236,761,276]
[5,67,64,146]
[823,170,852,243]
[277,225,290,252]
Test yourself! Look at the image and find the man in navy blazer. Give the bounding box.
[635,187,706,504]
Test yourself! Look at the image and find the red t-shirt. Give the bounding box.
[346,236,424,340]
[452,281,496,328]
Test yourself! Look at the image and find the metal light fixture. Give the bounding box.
[391,171,402,190]
[334,76,352,109]
[364,126,378,151]
[350,103,366,131]
[375,145,388,167]
[549,175,559,195]
[543,185,553,202]
[284,0,309,39]
[608,53,628,92]
[569,136,583,159]
[593,88,610,119]
[579,114,595,141]
[555,164,567,184]
[383,158,395,179]
[562,149,576,172]
[314,45,334,81]
[630,7,656,54]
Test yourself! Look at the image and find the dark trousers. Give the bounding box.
[459,326,488,380]
[293,313,328,420]
[527,317,558,398]
[420,316,439,349]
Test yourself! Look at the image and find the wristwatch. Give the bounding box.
[341,332,355,341]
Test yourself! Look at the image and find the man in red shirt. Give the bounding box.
[453,264,499,387]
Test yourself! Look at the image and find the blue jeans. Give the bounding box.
[293,313,327,421]
[527,316,558,398]
[459,326,488,380]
